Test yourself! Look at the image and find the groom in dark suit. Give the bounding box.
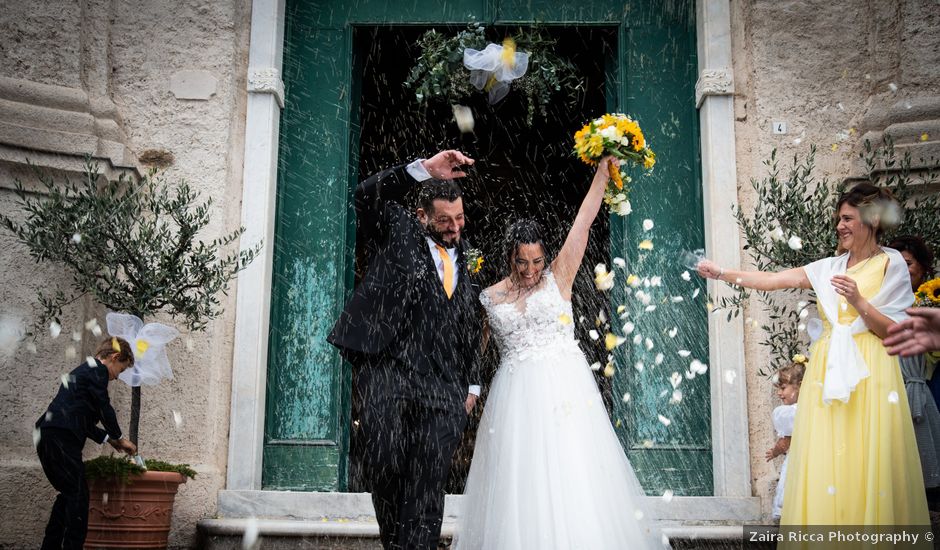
[329,150,483,550]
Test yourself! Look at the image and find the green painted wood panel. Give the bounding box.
[264,5,355,490]
[302,0,488,27]
[608,0,712,495]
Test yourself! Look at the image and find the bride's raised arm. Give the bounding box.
[551,157,615,298]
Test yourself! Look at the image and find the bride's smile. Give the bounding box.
[511,243,546,288]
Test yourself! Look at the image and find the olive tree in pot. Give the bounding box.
[0,158,259,548]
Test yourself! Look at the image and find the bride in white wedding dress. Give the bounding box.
[453,158,663,550]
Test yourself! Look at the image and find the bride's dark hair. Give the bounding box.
[503,219,553,273]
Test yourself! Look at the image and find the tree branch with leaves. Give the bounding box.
[0,158,260,444]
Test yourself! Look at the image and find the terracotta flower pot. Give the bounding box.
[85,471,187,549]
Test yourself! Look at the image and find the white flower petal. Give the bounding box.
[724,370,737,384]
[452,104,475,133]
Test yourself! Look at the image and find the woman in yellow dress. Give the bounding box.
[697,183,928,526]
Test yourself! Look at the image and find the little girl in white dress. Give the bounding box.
[766,359,804,519]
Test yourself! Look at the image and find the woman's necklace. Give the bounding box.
[847,246,882,272]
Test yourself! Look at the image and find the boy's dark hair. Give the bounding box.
[418,180,463,214]
[95,337,135,366]
[776,362,805,387]
[888,235,936,279]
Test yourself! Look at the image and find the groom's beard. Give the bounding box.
[426,224,461,248]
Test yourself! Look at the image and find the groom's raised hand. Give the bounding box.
[465,393,478,415]
[423,150,474,180]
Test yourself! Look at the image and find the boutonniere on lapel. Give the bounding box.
[465,247,484,274]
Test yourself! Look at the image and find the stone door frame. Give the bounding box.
[224,0,754,520]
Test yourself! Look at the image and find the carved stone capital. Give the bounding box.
[695,68,734,108]
[247,68,285,109]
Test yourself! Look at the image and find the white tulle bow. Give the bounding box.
[106,312,179,387]
[463,41,529,104]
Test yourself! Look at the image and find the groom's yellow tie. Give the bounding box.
[435,244,455,299]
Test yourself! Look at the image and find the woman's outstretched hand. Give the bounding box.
[697,259,722,280]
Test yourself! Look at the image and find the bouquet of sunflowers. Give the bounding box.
[915,277,940,307]
[573,114,656,216]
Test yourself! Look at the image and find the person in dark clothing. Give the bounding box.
[35,336,138,550]
[329,150,484,550]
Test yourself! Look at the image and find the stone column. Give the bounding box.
[696,0,751,499]
[227,0,286,491]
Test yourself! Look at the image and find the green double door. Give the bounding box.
[265,0,710,496]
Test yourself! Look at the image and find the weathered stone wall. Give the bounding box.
[1,0,938,545]
[731,0,940,518]
[0,0,250,547]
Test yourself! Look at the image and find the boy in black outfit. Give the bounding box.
[35,337,138,550]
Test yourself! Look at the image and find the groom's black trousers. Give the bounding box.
[357,363,467,550]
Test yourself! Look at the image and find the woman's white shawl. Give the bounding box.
[803,247,913,404]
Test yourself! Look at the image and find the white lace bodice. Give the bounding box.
[480,272,579,363]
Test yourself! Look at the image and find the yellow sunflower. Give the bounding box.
[916,278,940,305]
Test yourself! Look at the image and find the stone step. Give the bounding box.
[196,518,749,550]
